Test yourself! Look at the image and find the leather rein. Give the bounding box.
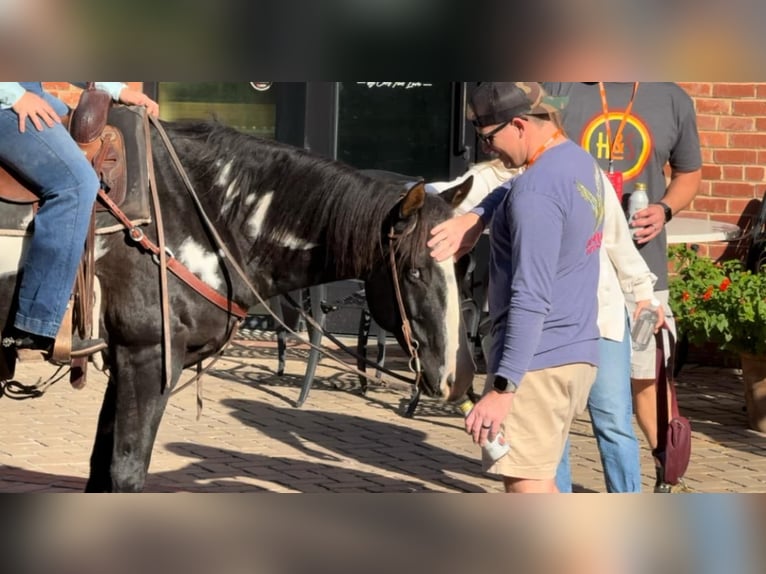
[98,115,424,394]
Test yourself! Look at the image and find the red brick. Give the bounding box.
[756,117,766,131]
[679,82,713,96]
[745,166,765,180]
[756,84,766,98]
[699,131,729,147]
[732,100,766,116]
[695,98,732,114]
[722,165,743,180]
[713,83,756,98]
[715,149,758,164]
[729,133,766,148]
[707,245,729,260]
[701,164,722,180]
[719,116,756,131]
[695,114,718,130]
[729,198,760,216]
[758,150,766,164]
[692,197,728,213]
[701,148,715,163]
[711,182,757,198]
[43,82,70,91]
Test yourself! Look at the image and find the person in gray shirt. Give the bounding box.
[542,82,702,492]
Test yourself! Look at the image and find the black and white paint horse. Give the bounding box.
[0,120,475,492]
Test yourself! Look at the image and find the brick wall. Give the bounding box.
[678,82,766,261]
[42,82,143,108]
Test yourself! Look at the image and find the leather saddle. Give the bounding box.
[0,84,128,210]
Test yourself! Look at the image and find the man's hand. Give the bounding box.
[12,92,60,133]
[428,212,484,262]
[630,204,666,244]
[464,389,514,447]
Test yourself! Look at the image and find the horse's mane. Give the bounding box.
[166,121,434,276]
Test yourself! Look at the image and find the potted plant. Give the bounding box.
[668,245,766,432]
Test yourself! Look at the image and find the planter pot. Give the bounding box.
[739,353,766,433]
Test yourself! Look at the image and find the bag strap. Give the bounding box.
[655,330,681,454]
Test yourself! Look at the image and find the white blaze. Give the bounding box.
[436,258,461,397]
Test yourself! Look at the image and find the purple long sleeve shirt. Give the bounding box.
[482,141,604,387]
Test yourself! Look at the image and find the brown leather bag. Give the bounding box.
[653,331,692,485]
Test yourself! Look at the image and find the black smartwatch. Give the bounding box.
[657,201,673,223]
[493,375,518,394]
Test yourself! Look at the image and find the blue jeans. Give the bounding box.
[0,93,100,338]
[555,316,642,493]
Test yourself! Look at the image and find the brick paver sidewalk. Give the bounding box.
[1,333,764,492]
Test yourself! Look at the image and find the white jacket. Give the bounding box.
[598,171,657,341]
[431,161,656,342]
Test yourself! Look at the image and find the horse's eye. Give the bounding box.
[409,268,421,280]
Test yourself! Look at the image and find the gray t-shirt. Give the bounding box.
[542,82,702,289]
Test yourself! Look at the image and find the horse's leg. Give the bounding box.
[87,343,181,492]
[85,377,118,492]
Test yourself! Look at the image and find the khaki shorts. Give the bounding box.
[624,290,677,380]
[481,363,597,480]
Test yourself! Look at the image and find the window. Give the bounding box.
[157,82,276,138]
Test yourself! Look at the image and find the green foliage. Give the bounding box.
[669,245,766,356]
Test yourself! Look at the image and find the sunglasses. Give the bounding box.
[475,121,510,146]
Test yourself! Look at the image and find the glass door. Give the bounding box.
[336,81,471,180]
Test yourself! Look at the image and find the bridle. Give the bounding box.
[387,225,423,389]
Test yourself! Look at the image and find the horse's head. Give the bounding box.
[364,177,476,402]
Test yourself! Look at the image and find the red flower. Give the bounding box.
[720,278,732,291]
[682,291,690,301]
[703,286,714,301]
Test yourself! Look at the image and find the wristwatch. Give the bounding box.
[657,201,673,223]
[493,375,518,393]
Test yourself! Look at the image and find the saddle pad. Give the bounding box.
[0,105,152,237]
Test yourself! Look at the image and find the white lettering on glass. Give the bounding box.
[356,82,434,89]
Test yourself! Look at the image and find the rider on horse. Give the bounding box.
[0,82,159,358]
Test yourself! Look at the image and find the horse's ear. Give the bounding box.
[399,182,426,218]
[439,175,473,209]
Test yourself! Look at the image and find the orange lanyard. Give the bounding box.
[598,81,639,170]
[526,128,564,167]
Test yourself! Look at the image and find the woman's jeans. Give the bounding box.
[555,317,642,493]
[0,96,100,339]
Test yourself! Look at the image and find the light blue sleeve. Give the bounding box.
[94,82,127,101]
[470,181,511,226]
[72,82,127,101]
[0,83,27,107]
[496,186,564,384]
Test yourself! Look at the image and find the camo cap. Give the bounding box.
[468,82,568,127]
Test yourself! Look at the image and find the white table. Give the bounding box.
[666,216,742,245]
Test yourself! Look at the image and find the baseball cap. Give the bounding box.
[468,82,569,127]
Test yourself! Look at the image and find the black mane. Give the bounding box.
[165,121,438,276]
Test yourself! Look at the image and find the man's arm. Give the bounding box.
[429,182,510,261]
[660,168,702,215]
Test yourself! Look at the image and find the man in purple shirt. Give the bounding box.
[457,83,604,493]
